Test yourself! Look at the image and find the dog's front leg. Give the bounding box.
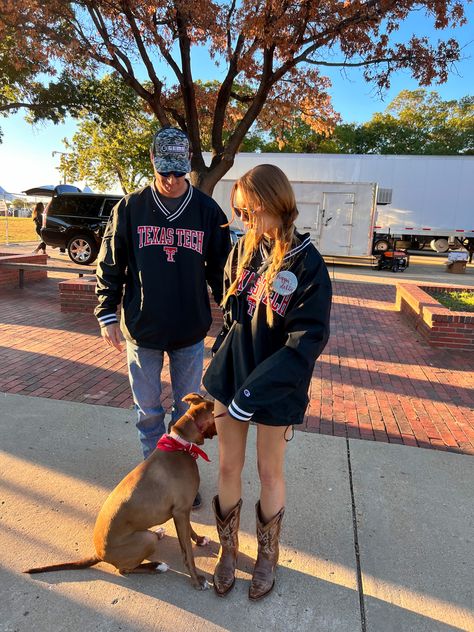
[173,511,209,590]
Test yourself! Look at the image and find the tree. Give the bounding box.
[248,119,362,153]
[363,89,474,154]
[0,35,92,135]
[327,90,474,155]
[60,74,155,193]
[62,74,280,193]
[11,198,26,209]
[261,90,474,155]
[1,1,467,192]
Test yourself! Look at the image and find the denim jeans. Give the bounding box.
[127,339,204,459]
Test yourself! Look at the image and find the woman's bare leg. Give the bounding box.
[214,400,249,516]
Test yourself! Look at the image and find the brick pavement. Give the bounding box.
[0,274,473,454]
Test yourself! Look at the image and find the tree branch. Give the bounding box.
[121,5,164,98]
[211,34,246,155]
[84,3,169,124]
[225,45,276,157]
[304,56,411,68]
[0,101,49,113]
[176,9,203,162]
[151,11,184,83]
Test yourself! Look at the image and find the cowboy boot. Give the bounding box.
[212,495,242,596]
[248,502,285,601]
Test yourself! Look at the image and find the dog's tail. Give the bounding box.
[24,556,101,574]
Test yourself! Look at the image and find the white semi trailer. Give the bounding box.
[210,153,474,256]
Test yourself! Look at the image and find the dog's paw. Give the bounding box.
[194,575,210,590]
[153,527,166,540]
[195,535,210,547]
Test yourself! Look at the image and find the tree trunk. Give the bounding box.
[190,153,236,196]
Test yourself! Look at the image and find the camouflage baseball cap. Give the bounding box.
[151,127,191,174]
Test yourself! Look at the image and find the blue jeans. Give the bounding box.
[127,340,204,459]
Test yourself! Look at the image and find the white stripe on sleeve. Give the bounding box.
[229,400,253,421]
[98,314,118,326]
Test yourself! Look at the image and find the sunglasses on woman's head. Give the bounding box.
[232,206,257,221]
[158,171,187,178]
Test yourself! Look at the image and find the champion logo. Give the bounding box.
[244,389,251,397]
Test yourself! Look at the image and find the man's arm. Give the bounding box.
[94,199,127,348]
[205,207,231,306]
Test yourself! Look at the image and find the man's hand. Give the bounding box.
[101,323,123,351]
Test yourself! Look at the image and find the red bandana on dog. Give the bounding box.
[156,433,210,462]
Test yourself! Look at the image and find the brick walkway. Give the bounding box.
[1,275,473,454]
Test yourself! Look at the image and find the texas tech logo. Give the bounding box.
[237,268,296,317]
[137,226,204,262]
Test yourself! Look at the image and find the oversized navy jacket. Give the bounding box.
[94,182,230,350]
[203,232,332,426]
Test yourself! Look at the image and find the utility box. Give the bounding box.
[446,251,468,274]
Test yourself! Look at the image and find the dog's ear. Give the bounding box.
[182,392,205,406]
[202,399,214,413]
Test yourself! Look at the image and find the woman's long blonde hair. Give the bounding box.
[224,164,299,326]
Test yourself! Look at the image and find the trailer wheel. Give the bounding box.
[430,238,449,253]
[374,239,390,252]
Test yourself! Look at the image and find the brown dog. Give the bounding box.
[25,393,216,590]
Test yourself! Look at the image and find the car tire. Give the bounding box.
[67,234,98,265]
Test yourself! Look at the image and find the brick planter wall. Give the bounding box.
[58,276,97,313]
[0,253,47,289]
[396,283,474,350]
[59,276,224,329]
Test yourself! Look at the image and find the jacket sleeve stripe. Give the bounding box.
[229,400,253,421]
[98,314,119,326]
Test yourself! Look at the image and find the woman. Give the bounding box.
[31,202,47,255]
[203,164,332,600]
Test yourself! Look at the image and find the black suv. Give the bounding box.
[41,190,122,265]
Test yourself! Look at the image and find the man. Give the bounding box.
[95,127,230,507]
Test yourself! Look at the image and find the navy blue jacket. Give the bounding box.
[203,232,332,426]
[95,182,230,350]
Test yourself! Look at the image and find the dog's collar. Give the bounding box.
[156,432,210,462]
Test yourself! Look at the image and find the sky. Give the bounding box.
[1,4,473,195]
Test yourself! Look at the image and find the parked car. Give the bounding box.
[229,227,244,245]
[41,191,122,265]
[37,184,242,265]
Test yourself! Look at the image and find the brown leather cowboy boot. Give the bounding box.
[212,495,242,596]
[248,502,285,601]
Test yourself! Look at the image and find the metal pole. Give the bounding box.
[2,195,9,245]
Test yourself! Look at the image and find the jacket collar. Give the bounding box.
[256,231,311,274]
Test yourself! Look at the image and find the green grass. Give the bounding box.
[0,217,38,244]
[429,290,474,312]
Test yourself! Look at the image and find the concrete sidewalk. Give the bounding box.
[1,393,473,632]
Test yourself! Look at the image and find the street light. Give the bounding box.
[52,151,68,184]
